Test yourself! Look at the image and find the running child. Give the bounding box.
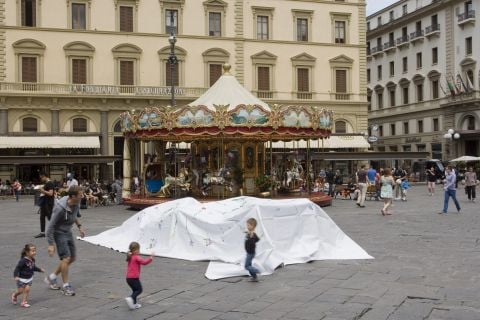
[12,244,45,308]
[244,218,260,282]
[125,242,153,310]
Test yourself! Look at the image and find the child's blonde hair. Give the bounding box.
[247,218,257,228]
[126,242,140,261]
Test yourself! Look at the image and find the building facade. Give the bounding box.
[367,0,480,167]
[0,0,368,183]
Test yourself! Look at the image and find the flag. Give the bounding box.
[465,73,474,92]
[439,82,447,96]
[446,78,456,96]
[452,75,462,94]
[457,73,468,93]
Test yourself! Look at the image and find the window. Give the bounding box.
[389,61,395,77]
[388,32,395,44]
[335,121,347,133]
[297,68,309,92]
[72,118,87,132]
[257,16,269,40]
[417,84,423,102]
[209,64,222,87]
[209,12,222,36]
[367,69,371,83]
[416,52,422,69]
[404,122,409,134]
[431,14,438,26]
[377,92,384,109]
[335,21,346,43]
[71,3,86,29]
[433,118,439,131]
[389,88,396,107]
[389,10,394,21]
[377,16,382,26]
[165,62,179,87]
[402,26,408,38]
[72,58,87,84]
[403,87,409,104]
[417,144,426,152]
[297,18,308,41]
[119,60,134,85]
[466,37,472,55]
[257,66,270,92]
[377,65,382,80]
[466,115,475,130]
[21,56,37,82]
[335,69,347,93]
[390,123,396,136]
[165,9,178,34]
[402,4,408,16]
[418,120,423,133]
[21,0,36,27]
[402,57,408,73]
[432,80,439,99]
[379,125,383,137]
[367,22,370,31]
[416,21,422,31]
[403,145,411,152]
[119,6,133,32]
[367,92,372,111]
[432,47,438,64]
[22,117,37,132]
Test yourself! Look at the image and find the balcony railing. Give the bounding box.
[425,24,440,35]
[410,30,425,42]
[396,35,409,46]
[371,45,383,56]
[383,41,396,52]
[256,90,273,99]
[0,82,208,98]
[458,10,475,23]
[331,92,351,100]
[367,48,371,56]
[296,91,313,100]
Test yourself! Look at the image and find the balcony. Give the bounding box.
[458,10,475,26]
[383,41,396,53]
[409,30,425,44]
[367,48,372,56]
[296,91,313,100]
[256,90,274,99]
[396,35,409,49]
[330,92,351,100]
[425,24,440,38]
[371,45,384,57]
[0,82,208,99]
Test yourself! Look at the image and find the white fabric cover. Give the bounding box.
[82,197,373,280]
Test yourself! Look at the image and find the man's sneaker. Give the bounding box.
[134,303,142,309]
[34,232,45,238]
[62,285,75,296]
[44,276,61,290]
[437,211,447,215]
[125,297,135,310]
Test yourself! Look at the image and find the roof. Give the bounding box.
[0,136,100,149]
[188,64,270,112]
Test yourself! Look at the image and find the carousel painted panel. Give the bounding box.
[281,109,313,128]
[175,107,215,128]
[138,109,163,129]
[318,109,334,130]
[229,105,269,126]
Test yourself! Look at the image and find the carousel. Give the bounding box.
[119,64,334,208]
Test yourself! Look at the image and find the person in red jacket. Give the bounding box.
[125,242,153,310]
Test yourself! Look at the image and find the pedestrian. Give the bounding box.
[393,167,407,200]
[326,169,335,197]
[426,166,437,196]
[44,186,85,296]
[356,165,368,208]
[438,166,461,215]
[34,172,55,238]
[401,179,410,201]
[125,242,153,310]
[380,168,394,216]
[244,218,260,282]
[66,173,78,190]
[465,166,477,202]
[12,178,22,202]
[11,244,45,308]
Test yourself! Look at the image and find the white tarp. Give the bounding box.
[81,197,373,280]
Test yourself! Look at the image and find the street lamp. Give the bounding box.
[443,128,461,160]
[167,11,178,198]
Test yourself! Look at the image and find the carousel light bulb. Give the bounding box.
[453,133,460,139]
[447,128,454,135]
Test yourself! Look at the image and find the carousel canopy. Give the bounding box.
[188,65,270,112]
[120,64,333,141]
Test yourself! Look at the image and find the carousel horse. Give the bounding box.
[159,167,190,197]
[285,160,303,188]
[201,167,233,196]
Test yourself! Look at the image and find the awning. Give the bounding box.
[0,136,100,149]
[271,135,370,149]
[0,155,120,165]
[312,151,429,160]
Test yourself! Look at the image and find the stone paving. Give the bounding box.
[1,185,480,320]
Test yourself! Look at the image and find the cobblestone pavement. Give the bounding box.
[1,185,480,320]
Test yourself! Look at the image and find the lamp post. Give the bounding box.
[167,11,178,198]
[443,128,461,160]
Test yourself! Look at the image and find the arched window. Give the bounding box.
[335,120,347,133]
[465,115,476,130]
[22,117,37,132]
[72,118,87,132]
[113,120,122,133]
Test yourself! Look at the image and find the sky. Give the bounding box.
[367,0,398,16]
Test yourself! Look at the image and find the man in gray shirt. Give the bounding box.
[45,186,85,296]
[356,165,368,208]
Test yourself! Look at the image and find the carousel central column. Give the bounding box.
[122,137,132,199]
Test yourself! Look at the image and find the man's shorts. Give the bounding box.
[54,231,76,260]
[16,279,33,288]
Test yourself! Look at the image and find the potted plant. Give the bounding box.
[255,175,272,196]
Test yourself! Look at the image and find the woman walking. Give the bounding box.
[465,167,477,202]
[380,168,394,216]
[426,166,437,196]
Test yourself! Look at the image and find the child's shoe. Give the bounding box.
[11,293,17,305]
[20,301,30,308]
[125,297,135,310]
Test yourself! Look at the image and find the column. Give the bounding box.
[122,138,132,199]
[100,111,109,155]
[0,108,7,135]
[51,109,59,134]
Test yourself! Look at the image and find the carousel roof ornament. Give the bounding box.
[120,64,333,141]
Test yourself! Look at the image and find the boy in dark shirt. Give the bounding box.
[244,218,260,282]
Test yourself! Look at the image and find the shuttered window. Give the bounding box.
[165,62,179,86]
[22,117,37,132]
[72,59,87,84]
[335,70,347,93]
[297,68,309,92]
[21,57,37,83]
[21,0,36,27]
[72,3,86,29]
[297,18,308,41]
[209,12,221,36]
[119,6,133,32]
[257,67,270,91]
[119,60,134,85]
[72,118,87,132]
[209,64,222,87]
[335,121,347,134]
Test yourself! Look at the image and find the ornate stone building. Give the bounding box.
[0,0,367,183]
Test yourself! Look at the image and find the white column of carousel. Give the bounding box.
[122,138,132,199]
